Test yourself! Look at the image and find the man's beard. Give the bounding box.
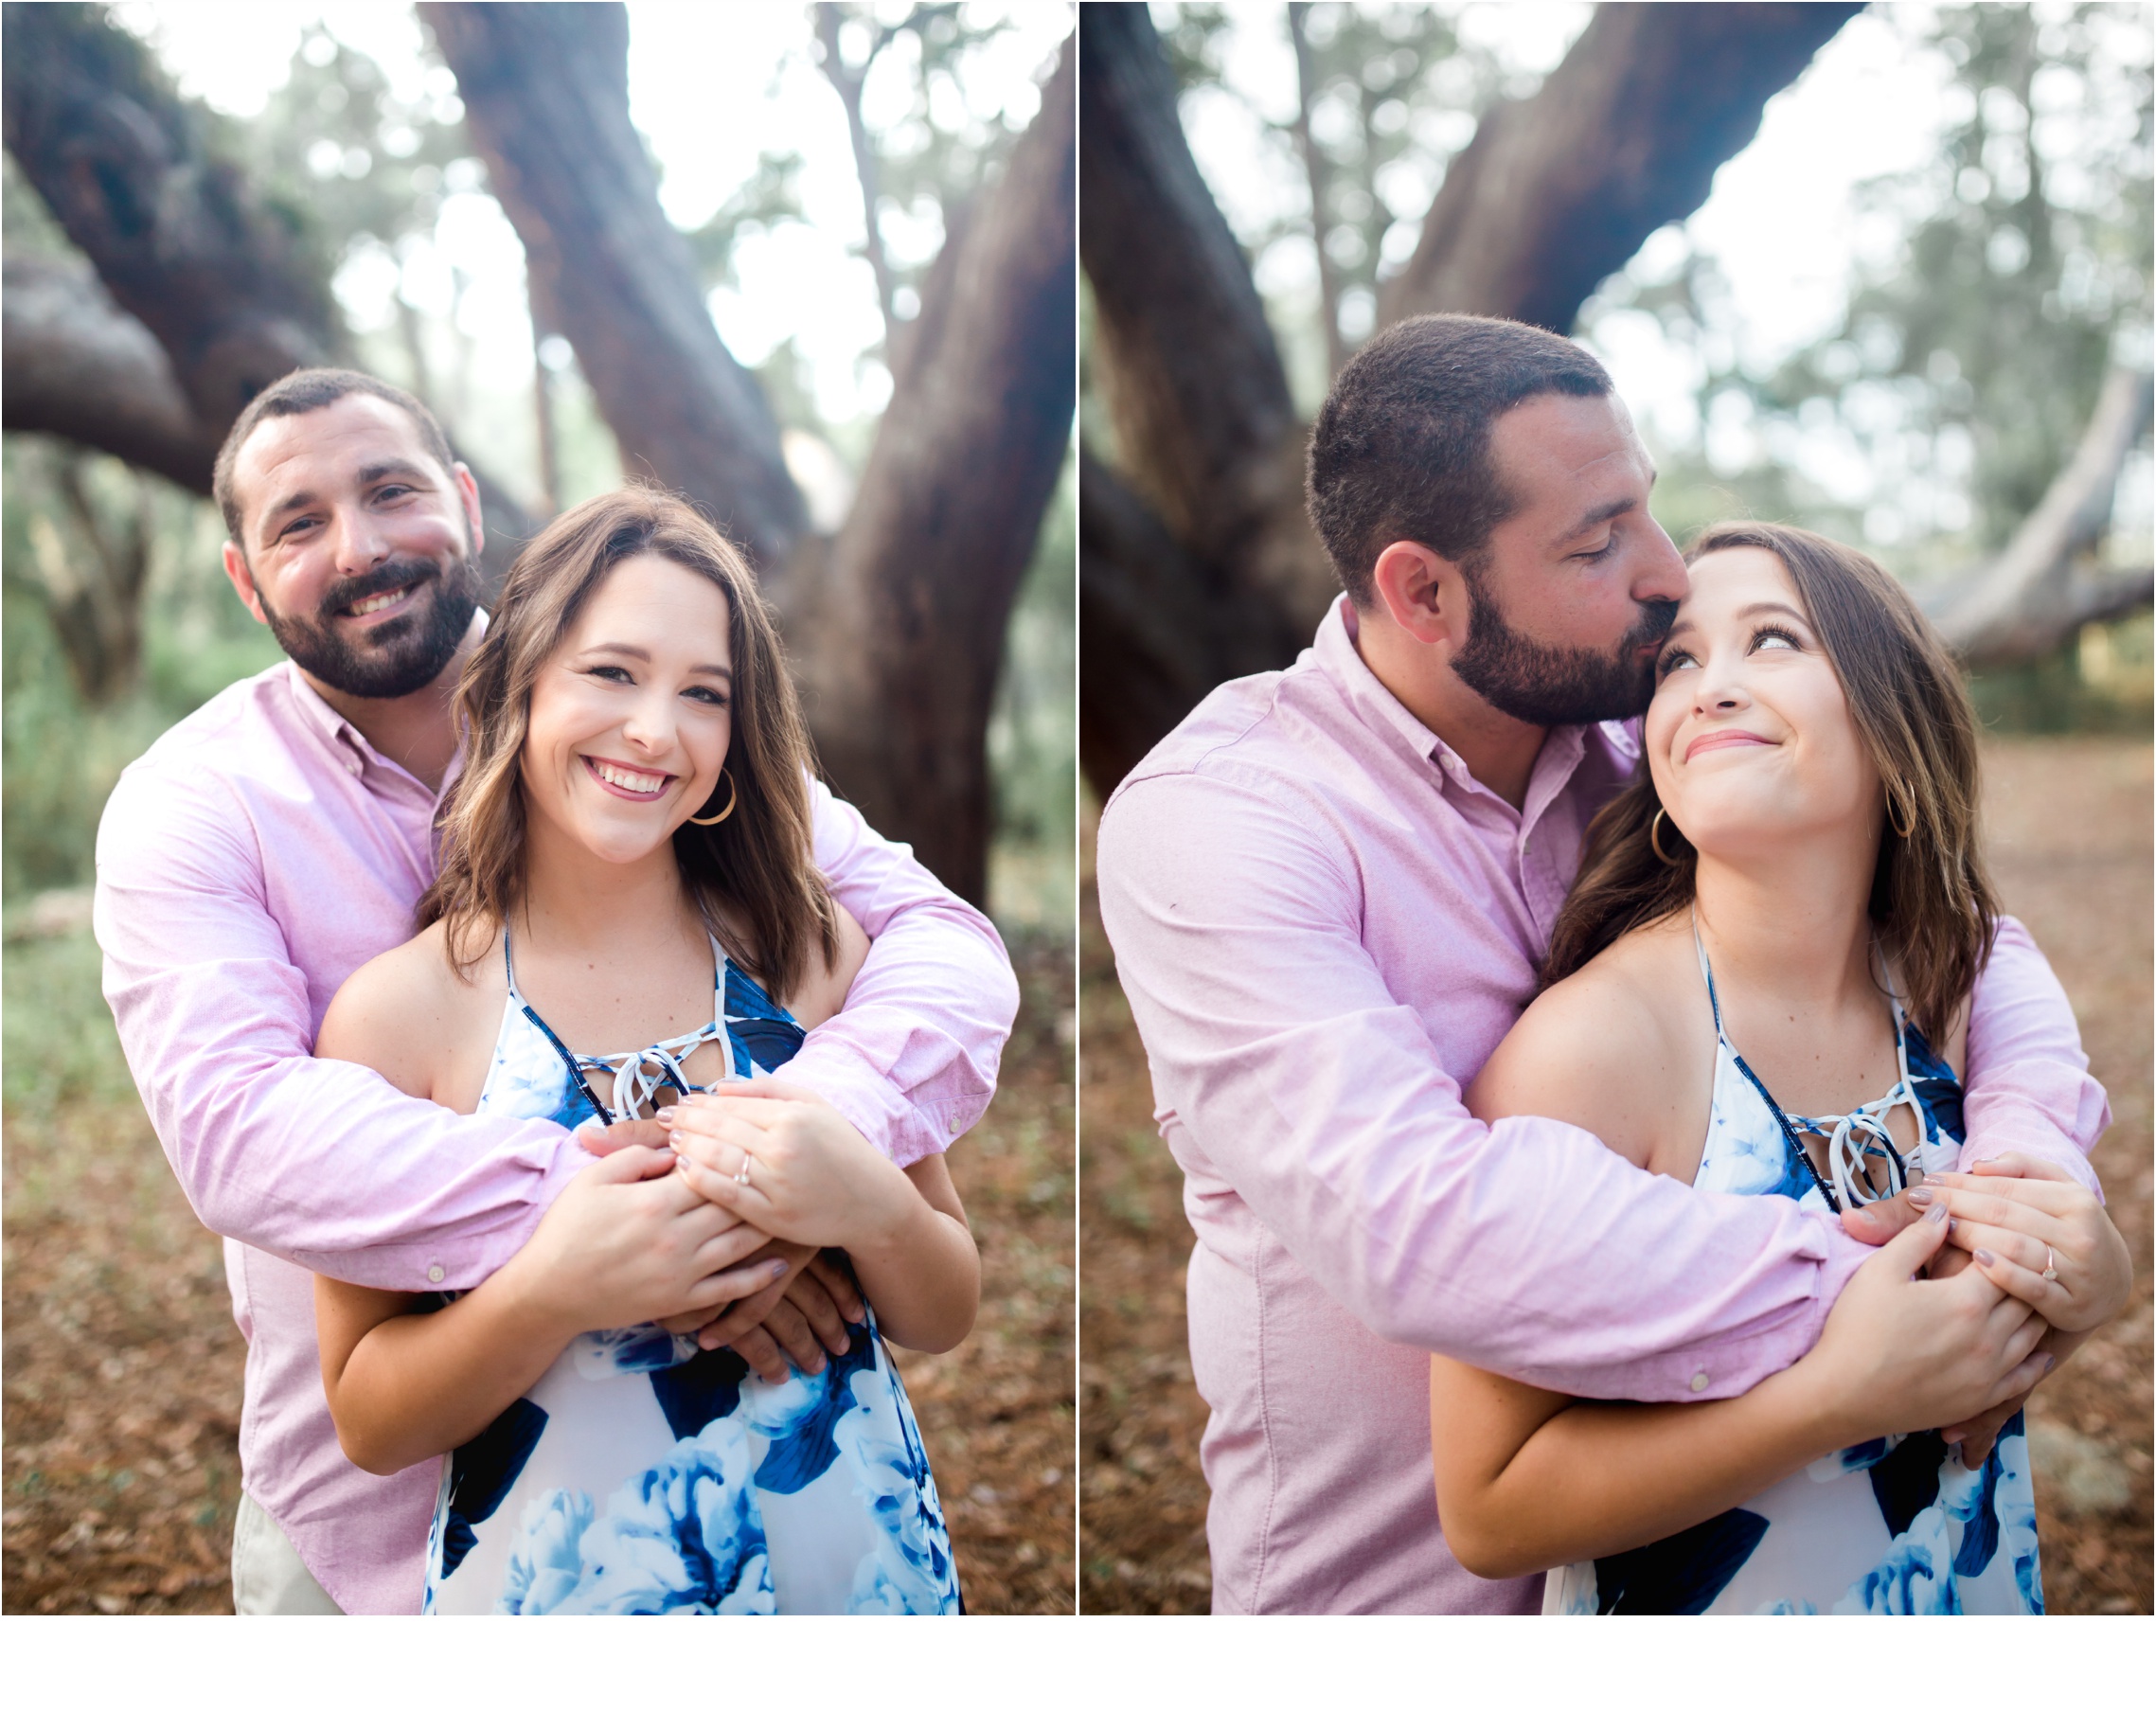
[1452,566,1677,727]
[254,551,482,700]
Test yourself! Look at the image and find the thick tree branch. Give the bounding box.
[3,8,536,582]
[420,1,807,575]
[796,39,1077,901]
[3,3,342,424]
[1933,366,2154,664]
[2,251,221,492]
[1078,4,1330,629]
[1379,3,1863,333]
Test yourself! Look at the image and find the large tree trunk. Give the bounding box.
[4,4,536,580]
[421,3,1074,901]
[419,1,806,579]
[1078,4,1337,793]
[1078,3,1862,797]
[799,45,1077,903]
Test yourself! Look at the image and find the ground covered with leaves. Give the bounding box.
[1080,737,2152,1615]
[2,926,1074,1614]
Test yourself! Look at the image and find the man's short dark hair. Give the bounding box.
[1305,314,1613,605]
[212,367,458,550]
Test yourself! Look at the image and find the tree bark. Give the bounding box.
[798,41,1077,901]
[3,2,341,426]
[1078,4,1337,792]
[3,6,535,581]
[1932,365,2154,664]
[2,251,222,493]
[419,1,807,577]
[1378,3,1864,332]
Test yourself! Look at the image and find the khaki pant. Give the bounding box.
[230,1492,344,1614]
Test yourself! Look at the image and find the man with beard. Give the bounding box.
[94,369,1017,1613]
[1093,315,2108,1614]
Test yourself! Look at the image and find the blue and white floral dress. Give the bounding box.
[419,936,961,1615]
[1543,924,2042,1616]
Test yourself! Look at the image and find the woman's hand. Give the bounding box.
[1798,1205,2053,1446]
[659,1080,916,1252]
[501,1146,788,1338]
[1924,1152,2133,1334]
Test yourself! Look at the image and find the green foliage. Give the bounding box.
[2,439,280,901]
[0,927,138,1115]
[1603,3,2151,568]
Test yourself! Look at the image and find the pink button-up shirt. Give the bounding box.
[95,660,1017,1614]
[1096,597,2107,1615]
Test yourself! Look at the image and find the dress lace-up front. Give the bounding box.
[1541,913,2041,1615]
[417,932,960,1615]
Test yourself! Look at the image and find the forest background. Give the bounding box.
[1079,0,2152,1614]
[3,1,1076,1614]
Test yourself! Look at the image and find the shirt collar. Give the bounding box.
[1315,594,1605,816]
[277,605,487,803]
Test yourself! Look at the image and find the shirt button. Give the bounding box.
[1690,1370,1710,1393]
[427,1264,445,1284]
[948,1115,962,1135]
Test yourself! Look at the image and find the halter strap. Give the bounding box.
[1690,908,1927,1208]
[504,929,733,1126]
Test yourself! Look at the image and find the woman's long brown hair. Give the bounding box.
[418,487,838,998]
[1541,521,1997,1043]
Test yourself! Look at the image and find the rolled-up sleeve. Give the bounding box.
[788,779,1019,1168]
[1096,769,1871,1404]
[1957,916,2109,1196]
[95,762,582,1293]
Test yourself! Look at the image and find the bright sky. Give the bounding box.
[1171,3,1955,421]
[112,1,1072,437]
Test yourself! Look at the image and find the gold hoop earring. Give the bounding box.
[687,769,737,827]
[1649,807,1685,867]
[1886,789,1914,840]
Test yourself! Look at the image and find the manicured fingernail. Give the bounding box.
[2042,1354,2057,1373]
[769,1260,789,1278]
[1974,1248,1996,1266]
[1906,1187,1933,1206]
[1925,1203,1949,1223]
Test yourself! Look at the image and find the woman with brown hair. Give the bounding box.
[309,489,976,1614]
[1427,522,2130,1614]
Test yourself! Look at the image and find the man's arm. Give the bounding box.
[96,761,585,1293]
[1957,917,2109,1196]
[1096,770,1872,1405]
[783,777,1019,1167]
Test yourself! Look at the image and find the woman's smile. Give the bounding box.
[582,754,675,800]
[1683,728,1775,764]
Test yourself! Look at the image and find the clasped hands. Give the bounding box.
[1835,1150,2131,1462]
[575,1081,876,1384]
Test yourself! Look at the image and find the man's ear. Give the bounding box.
[222,541,271,627]
[1369,540,1467,648]
[452,462,486,563]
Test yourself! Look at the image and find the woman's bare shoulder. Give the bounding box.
[789,902,870,1030]
[316,920,503,1100]
[1467,915,1708,1171]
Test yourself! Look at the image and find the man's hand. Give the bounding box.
[1939,1325,2091,1466]
[657,1244,866,1383]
